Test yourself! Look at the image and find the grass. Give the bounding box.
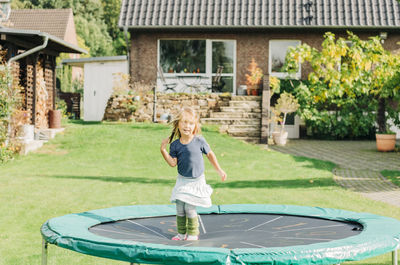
[382,170,400,187]
[1,121,399,265]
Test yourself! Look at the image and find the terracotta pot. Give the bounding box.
[272,131,288,146]
[251,89,259,96]
[376,133,396,152]
[49,109,62,129]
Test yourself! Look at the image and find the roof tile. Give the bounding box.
[119,0,400,28]
[8,9,72,39]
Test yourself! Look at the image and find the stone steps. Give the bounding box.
[202,96,262,143]
[210,111,261,119]
[201,117,260,125]
[228,124,261,130]
[228,101,261,108]
[219,106,261,113]
[231,95,261,101]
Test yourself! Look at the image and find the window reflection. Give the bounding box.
[160,40,206,73]
[212,41,234,74]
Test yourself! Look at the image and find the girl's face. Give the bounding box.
[178,112,196,137]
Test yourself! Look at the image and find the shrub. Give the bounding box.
[0,53,21,162]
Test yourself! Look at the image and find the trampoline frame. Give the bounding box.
[41,204,400,265]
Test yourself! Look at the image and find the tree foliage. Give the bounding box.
[285,32,400,139]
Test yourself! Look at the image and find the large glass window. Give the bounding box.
[159,40,206,73]
[269,40,301,78]
[158,39,235,93]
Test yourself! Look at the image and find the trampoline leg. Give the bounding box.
[393,249,398,265]
[42,238,48,265]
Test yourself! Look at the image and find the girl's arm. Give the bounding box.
[206,150,227,181]
[160,138,177,167]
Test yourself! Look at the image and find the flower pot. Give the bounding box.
[272,131,288,146]
[376,133,396,152]
[18,124,34,142]
[251,89,259,96]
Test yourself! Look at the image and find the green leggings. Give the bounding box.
[176,200,199,236]
[176,216,199,235]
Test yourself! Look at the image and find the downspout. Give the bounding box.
[123,26,130,75]
[7,35,49,66]
[5,35,49,140]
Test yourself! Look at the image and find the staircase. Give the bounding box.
[201,96,262,143]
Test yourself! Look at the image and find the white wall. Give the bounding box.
[83,60,128,121]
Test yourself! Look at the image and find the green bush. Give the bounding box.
[0,59,20,162]
[283,32,400,139]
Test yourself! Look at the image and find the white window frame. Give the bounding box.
[157,39,236,93]
[269,40,301,79]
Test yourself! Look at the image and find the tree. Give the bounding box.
[285,32,400,138]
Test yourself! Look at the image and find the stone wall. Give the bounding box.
[103,93,232,122]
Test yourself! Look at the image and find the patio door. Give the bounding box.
[210,40,236,93]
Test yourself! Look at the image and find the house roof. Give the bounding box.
[0,27,87,54]
[119,0,400,29]
[8,9,73,39]
[62,56,127,67]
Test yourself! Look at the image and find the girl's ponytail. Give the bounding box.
[169,119,180,143]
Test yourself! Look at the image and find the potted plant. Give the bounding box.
[375,98,397,152]
[11,109,33,142]
[245,58,263,96]
[272,92,299,146]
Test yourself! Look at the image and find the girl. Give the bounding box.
[160,107,227,241]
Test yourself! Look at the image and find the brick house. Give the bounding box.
[119,0,400,142]
[119,0,400,92]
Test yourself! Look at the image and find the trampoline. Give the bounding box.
[41,204,400,265]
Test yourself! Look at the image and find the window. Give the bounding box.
[159,40,206,73]
[158,39,236,93]
[211,40,235,92]
[269,40,301,78]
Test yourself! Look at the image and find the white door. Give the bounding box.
[284,114,300,139]
[84,61,128,121]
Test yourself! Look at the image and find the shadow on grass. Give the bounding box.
[46,175,176,184]
[43,175,334,189]
[285,155,336,172]
[211,178,335,189]
[69,120,102,125]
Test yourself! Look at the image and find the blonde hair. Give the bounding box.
[169,107,201,143]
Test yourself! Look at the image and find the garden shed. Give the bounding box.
[62,56,128,121]
[0,27,86,129]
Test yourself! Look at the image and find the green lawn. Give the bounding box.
[1,121,399,265]
[382,170,400,187]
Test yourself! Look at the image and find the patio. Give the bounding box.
[269,139,400,207]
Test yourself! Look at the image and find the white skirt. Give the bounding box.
[170,174,213,208]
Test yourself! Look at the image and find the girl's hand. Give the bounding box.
[218,169,227,181]
[161,137,169,151]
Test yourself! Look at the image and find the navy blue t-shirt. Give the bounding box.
[169,136,211,178]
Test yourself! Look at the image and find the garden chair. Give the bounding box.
[158,66,178,92]
[211,65,224,92]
